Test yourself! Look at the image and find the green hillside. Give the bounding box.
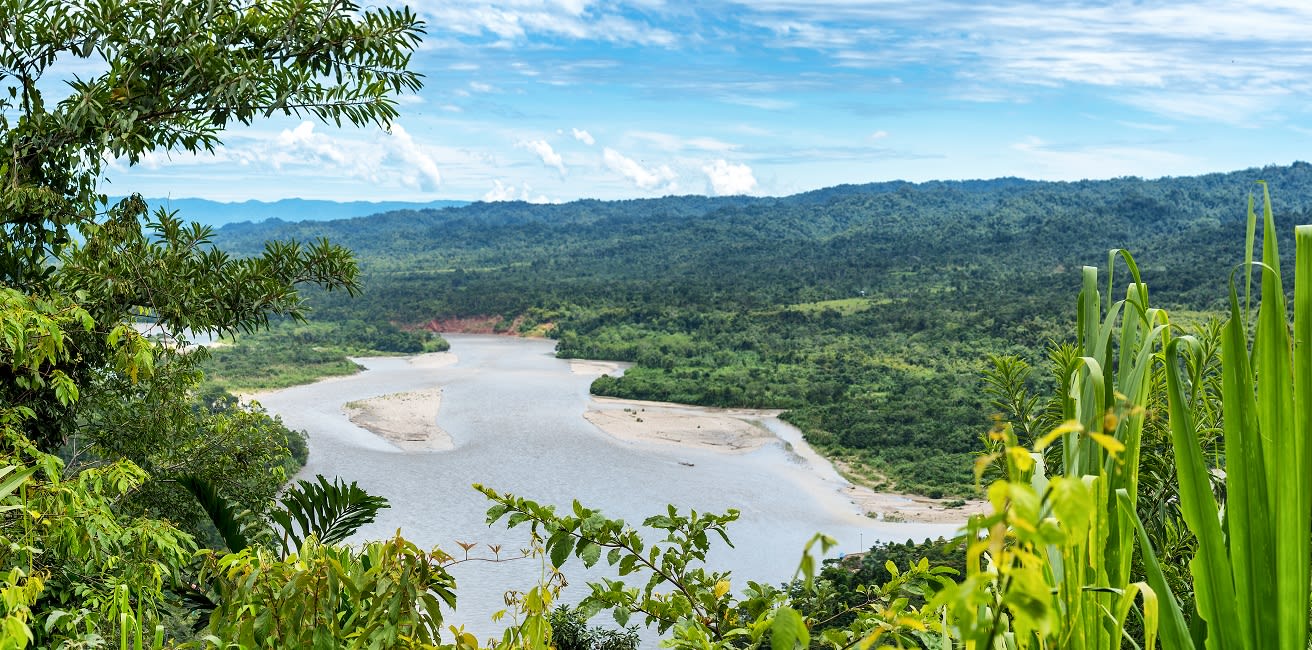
[215,162,1312,495]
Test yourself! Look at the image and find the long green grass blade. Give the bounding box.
[1220,274,1273,649]
[1119,489,1190,650]
[1245,193,1256,319]
[1253,183,1302,650]
[0,465,36,501]
[1163,337,1241,650]
[1287,223,1312,650]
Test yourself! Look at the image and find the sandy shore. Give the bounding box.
[583,396,782,454]
[582,396,985,523]
[840,485,988,524]
[343,387,453,452]
[569,359,627,375]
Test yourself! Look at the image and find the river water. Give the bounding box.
[254,334,962,638]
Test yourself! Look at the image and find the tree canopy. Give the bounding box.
[0,1,430,645]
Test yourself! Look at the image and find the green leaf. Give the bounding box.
[579,541,602,568]
[770,606,808,650]
[548,532,574,569]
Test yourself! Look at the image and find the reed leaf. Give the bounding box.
[1284,222,1312,650]
[1221,271,1274,649]
[1161,186,1312,650]
[1163,336,1242,650]
[1118,489,1190,650]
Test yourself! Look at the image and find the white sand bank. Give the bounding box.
[343,387,453,452]
[583,396,782,454]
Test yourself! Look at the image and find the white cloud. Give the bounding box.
[387,125,443,191]
[132,121,443,193]
[274,122,353,168]
[483,179,556,204]
[571,128,596,145]
[1009,136,1198,180]
[1121,91,1277,125]
[702,159,757,196]
[726,1,1312,123]
[870,130,889,139]
[411,1,676,47]
[719,95,797,111]
[602,148,677,191]
[483,179,517,202]
[628,131,740,153]
[517,139,567,175]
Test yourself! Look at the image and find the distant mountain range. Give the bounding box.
[119,197,469,227]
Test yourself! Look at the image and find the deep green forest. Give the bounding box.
[215,162,1312,495]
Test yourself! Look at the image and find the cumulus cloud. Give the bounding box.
[387,125,443,191]
[483,179,555,204]
[602,148,677,191]
[483,179,518,202]
[571,128,596,145]
[137,121,443,192]
[517,139,567,175]
[274,122,354,168]
[702,159,757,196]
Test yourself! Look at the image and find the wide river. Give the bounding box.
[256,334,962,638]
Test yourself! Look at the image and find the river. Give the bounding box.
[253,334,962,639]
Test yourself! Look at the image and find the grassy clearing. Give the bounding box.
[782,297,876,315]
[203,344,363,393]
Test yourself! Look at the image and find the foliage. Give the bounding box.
[72,350,302,540]
[198,534,456,649]
[0,0,429,645]
[1145,184,1312,649]
[0,446,197,648]
[477,485,954,650]
[1,0,422,289]
[547,606,639,650]
[270,475,390,555]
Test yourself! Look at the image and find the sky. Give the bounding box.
[103,0,1312,203]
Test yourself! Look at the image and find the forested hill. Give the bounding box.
[129,196,469,226]
[215,162,1312,496]
[216,163,1312,315]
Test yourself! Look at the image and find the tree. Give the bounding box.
[1,0,422,286]
[0,1,428,644]
[1,0,423,452]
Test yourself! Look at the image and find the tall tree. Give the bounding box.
[0,1,430,644]
[1,0,424,450]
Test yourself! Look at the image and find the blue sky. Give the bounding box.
[105,1,1312,203]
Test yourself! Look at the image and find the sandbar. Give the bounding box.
[342,387,453,452]
[584,396,782,454]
